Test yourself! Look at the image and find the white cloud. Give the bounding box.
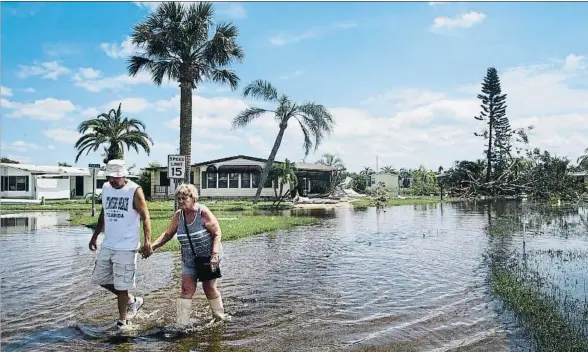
[269,21,358,46]
[24,88,35,93]
[18,61,70,80]
[48,145,56,150]
[563,54,584,72]
[43,128,81,144]
[73,70,175,93]
[280,69,305,80]
[1,141,39,153]
[217,3,247,19]
[1,86,13,97]
[430,11,486,31]
[428,2,447,6]
[72,67,102,81]
[81,107,101,118]
[105,97,150,114]
[3,98,77,120]
[100,36,140,59]
[162,94,249,130]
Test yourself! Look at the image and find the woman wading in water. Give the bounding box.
[147,183,225,326]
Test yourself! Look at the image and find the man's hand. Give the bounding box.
[139,243,153,259]
[89,236,98,251]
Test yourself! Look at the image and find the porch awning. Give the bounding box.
[216,165,263,173]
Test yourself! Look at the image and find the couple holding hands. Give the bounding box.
[88,159,225,331]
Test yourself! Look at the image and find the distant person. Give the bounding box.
[88,159,153,331]
[147,183,225,327]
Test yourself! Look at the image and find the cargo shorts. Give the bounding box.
[91,247,138,291]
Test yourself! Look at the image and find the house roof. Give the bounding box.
[0,163,139,178]
[372,171,398,175]
[147,155,342,172]
[294,162,341,172]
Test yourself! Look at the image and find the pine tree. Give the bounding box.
[474,67,508,183]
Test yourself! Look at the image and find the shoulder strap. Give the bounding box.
[182,210,198,258]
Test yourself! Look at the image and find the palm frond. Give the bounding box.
[242,79,279,102]
[232,107,269,128]
[295,117,313,157]
[209,69,240,91]
[127,56,154,77]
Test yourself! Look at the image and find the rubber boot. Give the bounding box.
[176,298,192,326]
[208,294,225,320]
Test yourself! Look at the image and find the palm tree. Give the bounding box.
[127,2,244,183]
[380,165,397,174]
[268,159,298,205]
[316,153,345,169]
[74,103,153,164]
[233,79,335,203]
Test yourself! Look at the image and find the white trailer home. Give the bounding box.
[0,163,138,200]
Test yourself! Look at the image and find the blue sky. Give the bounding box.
[2,1,588,173]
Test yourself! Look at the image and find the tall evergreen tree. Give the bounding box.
[474,67,508,183]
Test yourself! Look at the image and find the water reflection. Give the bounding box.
[0,212,71,234]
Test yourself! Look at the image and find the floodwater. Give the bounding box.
[0,203,540,351]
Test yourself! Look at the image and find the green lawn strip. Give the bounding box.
[69,212,317,252]
[491,268,588,351]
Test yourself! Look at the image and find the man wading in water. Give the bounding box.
[89,159,153,331]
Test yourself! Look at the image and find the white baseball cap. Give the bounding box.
[104,159,129,177]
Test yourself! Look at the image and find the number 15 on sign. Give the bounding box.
[168,154,186,179]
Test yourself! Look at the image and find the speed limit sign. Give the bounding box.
[167,154,186,179]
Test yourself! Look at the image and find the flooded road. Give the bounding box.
[1,204,534,351]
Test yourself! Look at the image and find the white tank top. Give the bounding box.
[101,180,141,251]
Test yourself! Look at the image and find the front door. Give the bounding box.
[75,176,84,197]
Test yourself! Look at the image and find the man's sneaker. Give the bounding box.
[126,296,144,320]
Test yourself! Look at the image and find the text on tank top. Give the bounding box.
[101,180,141,251]
[177,205,214,259]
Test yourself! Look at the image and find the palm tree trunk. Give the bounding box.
[254,125,287,204]
[179,81,192,185]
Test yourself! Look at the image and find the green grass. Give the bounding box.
[0,199,292,212]
[69,211,317,252]
[491,268,588,351]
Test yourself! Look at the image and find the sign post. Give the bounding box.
[88,163,101,217]
[168,155,187,211]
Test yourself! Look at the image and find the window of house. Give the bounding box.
[190,171,194,184]
[218,172,228,188]
[159,172,170,186]
[1,176,29,192]
[251,173,260,188]
[241,172,251,188]
[229,173,239,188]
[207,172,217,188]
[201,172,207,189]
[97,179,107,189]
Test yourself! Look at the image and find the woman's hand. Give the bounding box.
[139,242,153,259]
[210,252,219,272]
